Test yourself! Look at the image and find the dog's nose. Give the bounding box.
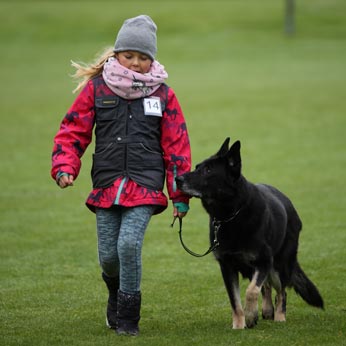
[175,175,184,184]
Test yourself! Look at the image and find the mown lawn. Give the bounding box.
[0,1,345,345]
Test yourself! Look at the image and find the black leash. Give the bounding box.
[171,208,241,258]
[170,216,220,257]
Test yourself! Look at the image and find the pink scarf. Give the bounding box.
[102,57,168,99]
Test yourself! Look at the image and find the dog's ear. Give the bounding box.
[216,137,230,157]
[227,140,241,177]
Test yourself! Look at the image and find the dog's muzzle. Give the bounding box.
[175,175,202,198]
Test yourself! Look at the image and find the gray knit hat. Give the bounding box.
[114,15,157,61]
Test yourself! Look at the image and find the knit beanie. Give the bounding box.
[114,15,157,61]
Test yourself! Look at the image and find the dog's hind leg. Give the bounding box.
[269,271,286,322]
[274,290,287,322]
[261,283,274,320]
[219,261,245,329]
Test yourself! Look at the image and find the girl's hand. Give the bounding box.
[58,174,74,188]
[173,207,187,219]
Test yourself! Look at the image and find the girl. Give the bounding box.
[51,15,191,336]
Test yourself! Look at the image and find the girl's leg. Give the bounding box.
[96,207,121,277]
[116,205,155,336]
[117,205,155,293]
[96,207,121,329]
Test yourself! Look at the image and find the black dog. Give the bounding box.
[175,138,324,329]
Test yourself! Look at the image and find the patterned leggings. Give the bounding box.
[95,205,155,294]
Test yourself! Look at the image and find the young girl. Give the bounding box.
[51,15,191,336]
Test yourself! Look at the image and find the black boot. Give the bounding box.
[116,290,141,336]
[101,272,119,329]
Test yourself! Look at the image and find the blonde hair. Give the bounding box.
[71,47,116,93]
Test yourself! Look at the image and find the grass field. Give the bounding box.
[1,1,346,345]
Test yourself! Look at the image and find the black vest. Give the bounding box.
[91,76,169,190]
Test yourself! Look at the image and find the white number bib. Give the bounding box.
[143,97,162,117]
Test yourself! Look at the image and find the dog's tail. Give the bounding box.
[292,262,324,309]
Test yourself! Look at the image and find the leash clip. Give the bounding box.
[212,218,221,247]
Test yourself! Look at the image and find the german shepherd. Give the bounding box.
[175,138,324,329]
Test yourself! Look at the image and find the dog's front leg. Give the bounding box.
[219,261,245,329]
[244,269,268,328]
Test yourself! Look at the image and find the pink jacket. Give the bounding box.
[51,78,191,214]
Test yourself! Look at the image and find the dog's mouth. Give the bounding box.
[176,181,202,198]
[182,188,202,198]
[176,176,203,198]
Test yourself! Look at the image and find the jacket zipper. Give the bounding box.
[115,103,130,205]
[124,102,131,176]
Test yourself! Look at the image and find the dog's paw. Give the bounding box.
[232,319,246,329]
[262,308,274,320]
[245,317,258,328]
[232,311,246,329]
[245,311,258,328]
[274,311,286,322]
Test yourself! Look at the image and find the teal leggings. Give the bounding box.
[96,205,155,294]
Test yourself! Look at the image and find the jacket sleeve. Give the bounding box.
[51,80,95,181]
[161,87,191,204]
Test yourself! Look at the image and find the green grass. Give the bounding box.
[1,1,346,345]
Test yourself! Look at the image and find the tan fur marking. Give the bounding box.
[274,293,286,322]
[231,281,246,329]
[244,271,261,327]
[232,309,246,329]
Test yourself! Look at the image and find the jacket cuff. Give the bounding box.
[173,202,189,213]
[56,171,70,184]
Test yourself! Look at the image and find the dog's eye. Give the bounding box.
[203,166,211,175]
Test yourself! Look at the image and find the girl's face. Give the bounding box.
[116,51,152,74]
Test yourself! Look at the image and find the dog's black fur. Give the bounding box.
[176,138,324,329]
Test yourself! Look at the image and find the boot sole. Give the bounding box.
[106,316,116,330]
[116,329,139,337]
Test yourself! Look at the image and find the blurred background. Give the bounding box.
[1,1,345,345]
